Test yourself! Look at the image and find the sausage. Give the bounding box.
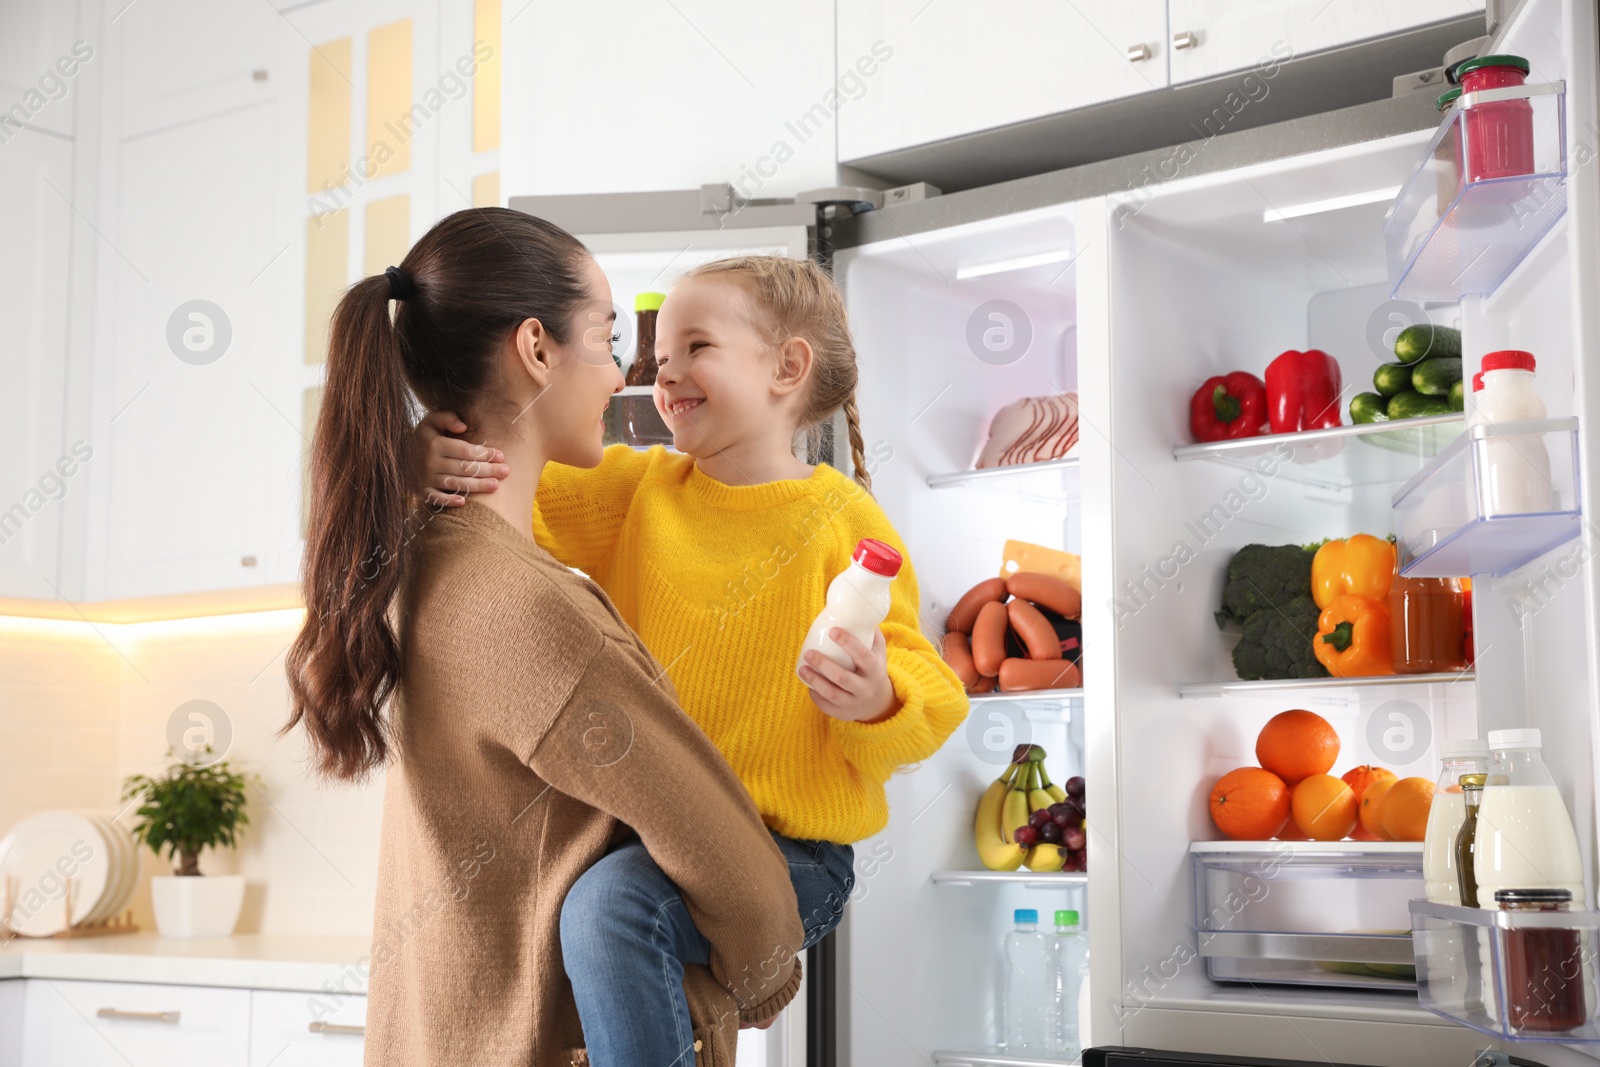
[1007,572,1081,620]
[999,657,1082,693]
[970,600,1009,678]
[1007,599,1061,660]
[942,632,979,687]
[969,674,996,694]
[946,577,1008,634]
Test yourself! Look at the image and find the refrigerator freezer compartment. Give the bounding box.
[1386,82,1567,301]
[1410,898,1600,1043]
[1171,415,1465,492]
[1391,417,1581,577]
[1192,842,1422,990]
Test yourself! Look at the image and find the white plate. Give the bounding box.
[0,811,111,936]
[109,818,139,918]
[85,816,132,924]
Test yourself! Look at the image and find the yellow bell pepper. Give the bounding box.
[1312,534,1396,609]
[1315,594,1395,677]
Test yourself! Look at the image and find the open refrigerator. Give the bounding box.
[509,1,1600,1062]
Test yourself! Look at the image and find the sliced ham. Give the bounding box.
[976,393,1079,469]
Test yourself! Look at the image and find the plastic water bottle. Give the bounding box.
[1045,909,1088,1055]
[1077,946,1092,1051]
[1004,908,1048,1052]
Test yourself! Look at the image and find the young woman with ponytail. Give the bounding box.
[416,255,969,1059]
[285,210,804,1067]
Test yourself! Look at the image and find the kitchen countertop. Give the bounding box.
[0,934,371,994]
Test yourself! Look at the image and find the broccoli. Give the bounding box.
[1232,595,1329,680]
[1215,544,1318,627]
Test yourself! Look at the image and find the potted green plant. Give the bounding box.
[121,750,252,938]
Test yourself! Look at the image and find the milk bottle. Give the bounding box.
[797,538,902,677]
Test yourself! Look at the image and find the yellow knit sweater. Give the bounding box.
[533,445,969,843]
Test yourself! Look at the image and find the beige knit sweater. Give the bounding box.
[364,501,804,1067]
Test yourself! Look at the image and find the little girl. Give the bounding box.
[418,256,968,1064]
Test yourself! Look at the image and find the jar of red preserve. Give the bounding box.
[1456,54,1535,182]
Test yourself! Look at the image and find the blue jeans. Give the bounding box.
[560,831,855,1067]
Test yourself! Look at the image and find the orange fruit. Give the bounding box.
[1209,767,1291,841]
[1360,778,1397,839]
[1381,777,1436,842]
[1291,774,1359,840]
[1256,710,1340,785]
[1341,765,1398,804]
[1351,824,1385,842]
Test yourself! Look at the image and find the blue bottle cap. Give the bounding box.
[1015,909,1038,924]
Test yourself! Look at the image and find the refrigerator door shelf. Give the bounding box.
[1178,672,1473,700]
[1172,415,1465,493]
[1385,82,1568,301]
[1391,417,1581,577]
[1410,897,1600,1043]
[930,869,1088,889]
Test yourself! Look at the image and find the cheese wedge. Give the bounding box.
[1001,539,1081,592]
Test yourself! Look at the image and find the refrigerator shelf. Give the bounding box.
[930,869,1088,889]
[1392,417,1582,578]
[928,454,1080,489]
[1386,81,1568,302]
[932,1050,1078,1067]
[969,687,1084,708]
[1178,672,1473,698]
[1171,415,1465,492]
[1411,898,1600,1043]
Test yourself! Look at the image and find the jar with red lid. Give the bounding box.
[1456,54,1535,182]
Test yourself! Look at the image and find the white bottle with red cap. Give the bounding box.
[797,538,903,677]
[1469,349,1552,516]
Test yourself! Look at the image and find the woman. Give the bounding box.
[285,208,802,1067]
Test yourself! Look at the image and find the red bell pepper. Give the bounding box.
[1190,372,1268,442]
[1265,349,1343,433]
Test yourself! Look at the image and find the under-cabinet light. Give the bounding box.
[1262,186,1402,222]
[955,248,1076,280]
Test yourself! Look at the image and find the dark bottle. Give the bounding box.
[625,292,665,386]
[1454,772,1486,907]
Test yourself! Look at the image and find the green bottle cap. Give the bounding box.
[635,292,666,312]
[1056,909,1079,926]
[1437,87,1462,111]
[1455,54,1530,79]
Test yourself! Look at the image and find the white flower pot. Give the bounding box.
[150,875,245,939]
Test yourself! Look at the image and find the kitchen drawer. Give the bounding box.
[249,990,367,1067]
[21,978,249,1067]
[1,980,23,1067]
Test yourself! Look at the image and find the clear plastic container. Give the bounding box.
[1456,55,1535,182]
[1004,909,1048,1053]
[1045,909,1087,1056]
[1475,728,1585,906]
[1424,739,1489,905]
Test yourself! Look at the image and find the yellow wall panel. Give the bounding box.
[366,19,413,179]
[364,194,411,277]
[304,210,349,366]
[471,171,499,208]
[301,385,324,539]
[473,0,501,152]
[307,38,352,194]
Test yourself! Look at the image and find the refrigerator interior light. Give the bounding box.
[954,248,1076,280]
[1262,185,1402,222]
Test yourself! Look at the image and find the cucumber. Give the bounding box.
[1413,356,1463,396]
[1393,324,1463,364]
[1448,379,1465,412]
[1372,362,1412,397]
[1387,390,1453,419]
[1350,392,1391,424]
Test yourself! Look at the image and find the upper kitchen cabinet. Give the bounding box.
[836,0,1168,163]
[1166,0,1482,85]
[0,0,86,139]
[111,0,280,137]
[501,1,837,197]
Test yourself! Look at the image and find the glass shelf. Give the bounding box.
[927,454,1079,489]
[969,687,1083,706]
[1171,415,1465,492]
[1387,81,1567,301]
[1178,672,1473,698]
[930,869,1088,888]
[932,1050,1078,1067]
[1412,898,1600,1043]
[1392,417,1582,578]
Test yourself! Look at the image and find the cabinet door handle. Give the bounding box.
[1125,43,1152,62]
[309,1021,366,1036]
[97,1008,180,1024]
[1172,30,1199,50]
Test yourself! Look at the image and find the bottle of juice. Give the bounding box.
[1474,729,1585,905]
[796,539,902,677]
[1424,739,1489,904]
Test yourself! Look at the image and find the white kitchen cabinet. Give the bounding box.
[20,978,250,1067]
[248,991,366,1067]
[0,0,85,140]
[1166,0,1480,85]
[1,981,22,1067]
[111,0,279,137]
[837,0,1168,162]
[502,1,837,197]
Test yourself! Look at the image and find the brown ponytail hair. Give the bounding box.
[286,207,591,781]
[684,256,872,491]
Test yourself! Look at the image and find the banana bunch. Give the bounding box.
[974,745,1069,872]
